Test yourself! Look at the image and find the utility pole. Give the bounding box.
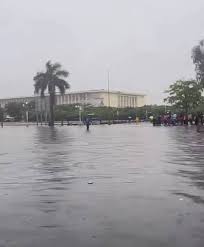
[79,105,82,124]
[108,70,110,108]
[25,102,29,127]
[35,93,39,125]
[22,102,29,127]
[0,107,4,128]
[107,70,111,125]
[145,109,148,121]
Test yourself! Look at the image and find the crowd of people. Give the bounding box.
[152,112,204,126]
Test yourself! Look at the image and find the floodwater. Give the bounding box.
[0,124,204,247]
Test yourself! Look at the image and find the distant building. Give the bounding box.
[0,96,34,108]
[0,90,146,110]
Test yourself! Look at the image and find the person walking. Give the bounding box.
[85,117,90,131]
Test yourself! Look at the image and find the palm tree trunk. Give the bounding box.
[49,93,55,126]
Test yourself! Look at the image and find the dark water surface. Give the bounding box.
[0,124,204,247]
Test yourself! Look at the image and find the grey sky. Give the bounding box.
[1,0,204,103]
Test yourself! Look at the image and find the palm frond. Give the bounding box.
[33,72,45,81]
[46,60,52,72]
[34,80,47,96]
[55,79,70,95]
[34,82,41,94]
[48,82,56,94]
[52,62,62,72]
[55,70,69,78]
[33,61,70,99]
[46,61,64,75]
[34,72,47,96]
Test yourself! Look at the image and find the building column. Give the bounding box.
[135,97,137,107]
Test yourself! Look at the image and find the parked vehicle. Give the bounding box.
[4,116,15,122]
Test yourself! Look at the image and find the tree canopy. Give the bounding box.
[164,80,203,114]
[5,102,23,121]
[0,107,4,121]
[192,40,204,87]
[34,61,70,96]
[33,61,70,126]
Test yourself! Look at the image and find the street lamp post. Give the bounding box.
[117,109,119,121]
[0,107,4,128]
[26,102,29,126]
[75,105,82,125]
[26,110,29,125]
[79,106,82,123]
[23,102,29,127]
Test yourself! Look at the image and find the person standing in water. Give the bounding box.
[85,117,90,131]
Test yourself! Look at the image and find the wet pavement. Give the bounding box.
[0,124,204,247]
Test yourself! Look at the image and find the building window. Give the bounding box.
[72,95,74,103]
[80,94,83,101]
[135,97,137,107]
[65,95,67,104]
[119,96,121,107]
[57,96,59,105]
[132,97,134,107]
[128,96,130,107]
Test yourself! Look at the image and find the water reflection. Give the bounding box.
[35,126,71,144]
[34,126,72,172]
[31,127,76,222]
[1,125,204,246]
[174,192,204,205]
[166,126,204,203]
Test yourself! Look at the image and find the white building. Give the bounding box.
[0,90,146,110]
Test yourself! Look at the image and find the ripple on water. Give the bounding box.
[0,125,204,246]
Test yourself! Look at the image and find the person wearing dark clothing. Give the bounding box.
[195,115,199,126]
[183,115,188,125]
[86,118,90,131]
[157,116,161,126]
[201,115,204,125]
[152,117,156,126]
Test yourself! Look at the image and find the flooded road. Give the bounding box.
[0,124,204,247]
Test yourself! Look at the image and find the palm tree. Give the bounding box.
[34,61,70,126]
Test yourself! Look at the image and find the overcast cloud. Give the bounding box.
[1,0,204,103]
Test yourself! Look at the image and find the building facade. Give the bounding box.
[0,90,146,110]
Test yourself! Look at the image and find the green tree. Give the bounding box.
[192,40,204,86]
[5,102,24,121]
[164,80,203,114]
[22,101,36,122]
[33,61,70,126]
[0,107,4,122]
[54,104,171,122]
[55,104,79,121]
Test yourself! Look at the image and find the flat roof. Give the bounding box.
[0,89,146,101]
[80,89,146,96]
